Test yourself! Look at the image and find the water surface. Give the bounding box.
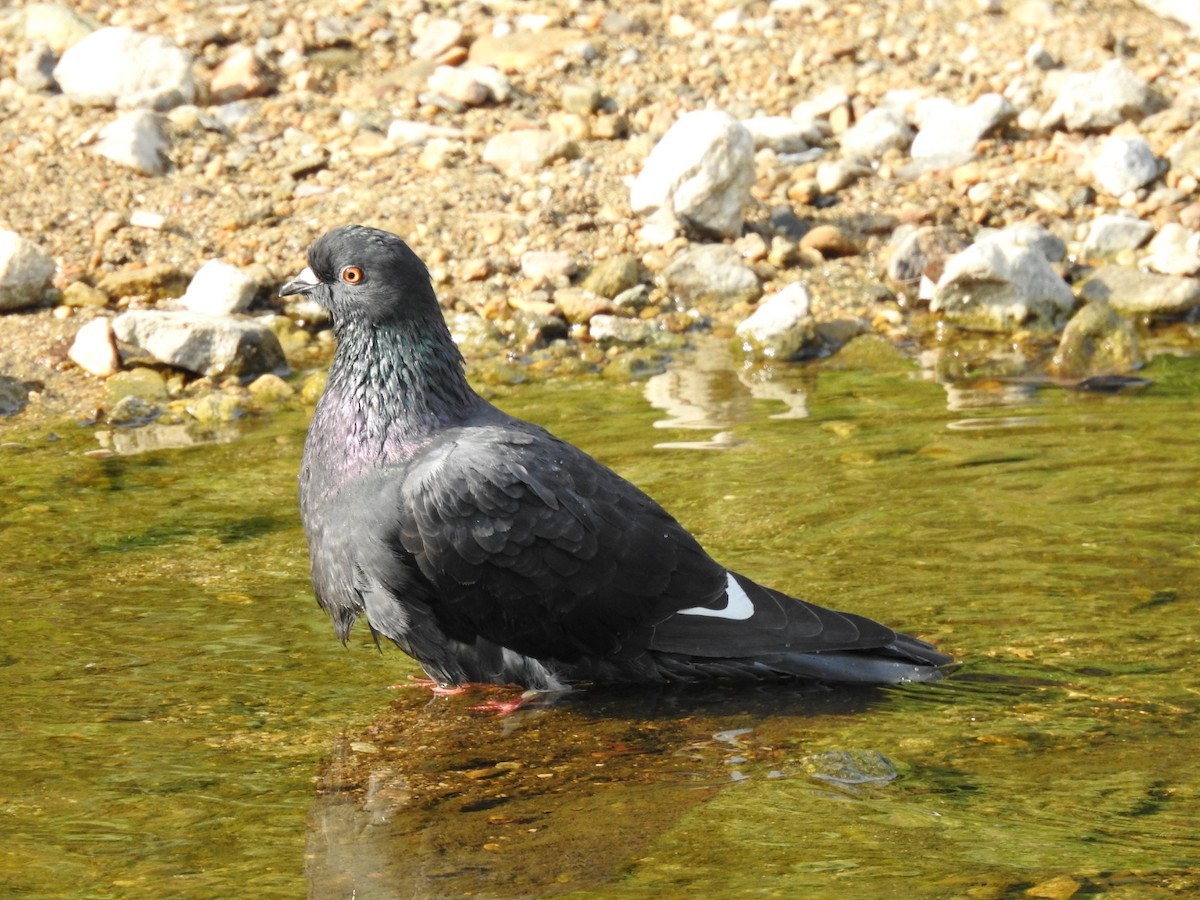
[2,344,1197,898]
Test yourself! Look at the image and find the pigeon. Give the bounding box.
[281,225,953,691]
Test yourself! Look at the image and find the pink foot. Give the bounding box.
[390,675,469,695]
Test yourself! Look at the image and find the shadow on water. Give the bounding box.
[306,682,894,898]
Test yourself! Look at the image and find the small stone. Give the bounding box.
[1091,135,1162,196]
[910,93,1016,163]
[129,210,167,230]
[1023,874,1082,900]
[1133,0,1200,33]
[1040,60,1159,132]
[839,106,913,160]
[208,45,273,104]
[588,315,659,345]
[187,392,247,424]
[18,3,96,54]
[0,377,30,416]
[411,18,464,60]
[468,28,587,71]
[735,282,817,360]
[1049,302,1139,379]
[97,264,187,301]
[580,255,640,299]
[107,394,161,426]
[180,259,259,315]
[386,120,464,146]
[885,226,970,288]
[0,231,56,312]
[93,110,170,176]
[800,223,860,258]
[1167,131,1200,179]
[1142,223,1200,276]
[69,317,121,377]
[106,367,168,403]
[427,65,491,107]
[482,130,578,175]
[561,83,601,115]
[1079,214,1156,258]
[631,110,755,240]
[61,282,109,308]
[553,288,612,325]
[15,43,57,92]
[53,26,195,111]
[660,244,762,306]
[816,159,870,194]
[743,116,814,153]
[519,251,577,283]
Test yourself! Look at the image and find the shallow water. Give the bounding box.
[1,343,1198,898]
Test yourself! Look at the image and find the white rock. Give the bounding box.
[660,244,762,305]
[467,66,511,103]
[17,3,96,54]
[519,251,577,282]
[482,130,576,175]
[742,116,812,153]
[839,106,913,160]
[111,310,285,377]
[977,222,1066,263]
[630,110,755,240]
[1135,0,1200,32]
[816,159,871,193]
[181,259,259,315]
[53,26,195,111]
[410,18,464,60]
[68,317,120,377]
[0,230,56,312]
[1142,223,1200,276]
[1080,214,1156,258]
[1040,60,1158,132]
[735,282,816,359]
[427,65,491,107]
[931,240,1076,331]
[1091,135,1162,196]
[386,120,465,146]
[910,93,1015,162]
[93,110,170,176]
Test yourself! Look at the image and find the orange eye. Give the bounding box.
[340,265,364,285]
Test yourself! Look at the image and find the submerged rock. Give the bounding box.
[1049,302,1140,379]
[735,283,816,360]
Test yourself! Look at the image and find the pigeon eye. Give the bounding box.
[340,265,364,285]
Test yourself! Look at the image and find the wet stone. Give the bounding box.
[1049,301,1140,379]
[580,254,641,299]
[660,244,762,306]
[1079,265,1200,317]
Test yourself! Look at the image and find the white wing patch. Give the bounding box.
[678,572,755,620]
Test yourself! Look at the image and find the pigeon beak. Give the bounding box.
[280,266,321,297]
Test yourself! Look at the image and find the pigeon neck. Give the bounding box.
[325,316,480,453]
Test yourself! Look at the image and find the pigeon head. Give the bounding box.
[280,225,439,327]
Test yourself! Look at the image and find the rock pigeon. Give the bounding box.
[281,225,953,691]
